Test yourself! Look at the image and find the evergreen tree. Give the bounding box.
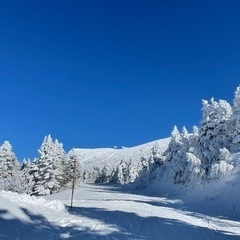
[0,141,19,177]
[0,141,21,191]
[164,126,182,162]
[31,135,66,195]
[197,98,232,173]
[231,85,240,152]
[54,139,68,186]
[116,159,131,184]
[180,126,190,153]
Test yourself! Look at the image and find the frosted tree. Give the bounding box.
[180,126,190,153]
[210,148,234,180]
[127,159,140,183]
[151,144,164,166]
[192,125,199,136]
[164,126,183,161]
[96,164,117,183]
[21,158,32,170]
[0,141,19,177]
[188,126,200,154]
[0,141,21,191]
[174,152,203,185]
[116,159,131,184]
[54,139,68,186]
[160,125,204,185]
[231,85,240,152]
[197,98,232,173]
[135,157,151,187]
[141,145,164,182]
[32,135,66,195]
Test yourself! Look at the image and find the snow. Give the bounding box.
[1,182,240,240]
[69,138,170,184]
[73,138,170,169]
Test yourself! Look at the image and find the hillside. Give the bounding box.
[72,137,170,176]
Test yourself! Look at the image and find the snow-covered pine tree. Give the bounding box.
[197,98,232,173]
[21,158,31,170]
[188,125,199,153]
[160,125,204,185]
[32,135,66,195]
[54,139,68,186]
[0,141,21,191]
[164,126,182,162]
[116,159,131,184]
[210,147,234,180]
[96,164,116,183]
[231,85,240,152]
[180,126,190,153]
[142,145,164,182]
[18,158,34,194]
[0,141,19,177]
[135,157,151,187]
[151,144,164,166]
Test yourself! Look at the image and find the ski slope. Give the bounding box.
[0,183,240,240]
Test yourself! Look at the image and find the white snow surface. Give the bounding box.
[1,181,240,240]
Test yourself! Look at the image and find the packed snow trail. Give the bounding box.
[0,184,240,240]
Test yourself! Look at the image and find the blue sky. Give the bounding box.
[0,1,240,160]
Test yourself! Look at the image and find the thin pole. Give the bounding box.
[70,155,76,208]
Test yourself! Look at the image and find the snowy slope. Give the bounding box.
[70,138,170,183]
[1,183,240,240]
[73,138,170,166]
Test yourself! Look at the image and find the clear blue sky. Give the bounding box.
[0,1,240,160]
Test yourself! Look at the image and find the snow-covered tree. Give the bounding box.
[0,141,19,177]
[209,148,234,180]
[116,159,132,184]
[54,139,68,186]
[0,141,22,192]
[231,85,240,152]
[164,126,182,162]
[151,144,164,166]
[197,98,232,172]
[31,135,67,195]
[180,126,190,153]
[135,157,151,187]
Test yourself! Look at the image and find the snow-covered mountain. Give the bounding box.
[73,137,170,167]
[70,138,170,184]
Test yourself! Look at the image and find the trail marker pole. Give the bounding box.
[70,155,76,208]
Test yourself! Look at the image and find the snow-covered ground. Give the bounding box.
[1,183,240,240]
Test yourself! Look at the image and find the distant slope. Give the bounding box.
[69,138,170,184]
[73,138,170,168]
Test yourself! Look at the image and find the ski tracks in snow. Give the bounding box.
[1,185,240,239]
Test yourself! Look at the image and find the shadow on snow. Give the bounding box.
[67,205,240,240]
[1,183,240,240]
